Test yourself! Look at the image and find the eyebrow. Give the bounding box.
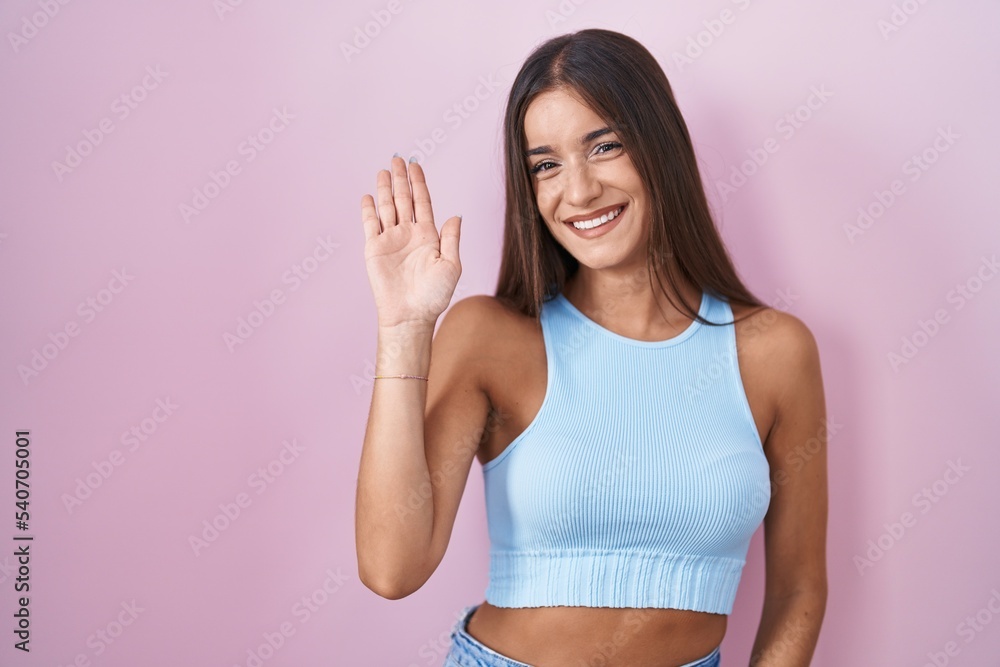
[524,127,613,158]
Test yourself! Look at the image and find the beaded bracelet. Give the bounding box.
[374,374,428,381]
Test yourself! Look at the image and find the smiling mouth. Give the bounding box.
[565,204,626,230]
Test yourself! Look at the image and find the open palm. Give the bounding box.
[361,156,462,329]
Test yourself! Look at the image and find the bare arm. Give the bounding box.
[354,155,489,599]
[355,319,435,596]
[745,311,829,666]
[355,298,492,598]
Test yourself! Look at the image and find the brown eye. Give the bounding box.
[530,160,557,174]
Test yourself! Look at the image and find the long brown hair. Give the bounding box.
[494,28,765,326]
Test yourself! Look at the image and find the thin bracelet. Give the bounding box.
[374,374,428,381]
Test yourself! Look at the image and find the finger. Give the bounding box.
[391,155,414,225]
[439,215,462,267]
[361,193,381,239]
[376,168,396,227]
[408,160,434,226]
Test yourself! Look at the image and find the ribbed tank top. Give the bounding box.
[482,288,771,615]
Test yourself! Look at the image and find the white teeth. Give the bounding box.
[570,205,624,230]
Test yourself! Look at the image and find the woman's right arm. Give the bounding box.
[355,155,491,599]
[356,297,493,599]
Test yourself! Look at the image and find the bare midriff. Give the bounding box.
[464,601,727,667]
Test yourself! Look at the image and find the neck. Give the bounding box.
[563,264,702,339]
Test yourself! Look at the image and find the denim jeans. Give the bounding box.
[443,603,722,667]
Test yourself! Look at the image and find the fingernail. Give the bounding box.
[457,214,463,221]
[392,152,401,158]
[408,155,418,164]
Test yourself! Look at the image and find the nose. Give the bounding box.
[562,159,602,208]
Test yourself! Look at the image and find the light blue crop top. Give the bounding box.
[482,288,771,615]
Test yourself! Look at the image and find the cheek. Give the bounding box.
[612,158,643,194]
[534,188,558,217]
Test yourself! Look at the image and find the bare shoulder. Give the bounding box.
[432,296,492,382]
[435,295,534,386]
[730,301,823,438]
[730,301,819,362]
[437,294,529,346]
[444,293,525,323]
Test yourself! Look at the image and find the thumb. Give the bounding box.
[439,214,462,266]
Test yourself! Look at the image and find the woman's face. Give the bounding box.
[523,87,648,273]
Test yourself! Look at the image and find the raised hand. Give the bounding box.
[361,155,463,330]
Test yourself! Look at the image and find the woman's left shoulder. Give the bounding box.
[730,301,817,349]
[729,301,822,390]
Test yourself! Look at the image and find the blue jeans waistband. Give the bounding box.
[444,603,722,667]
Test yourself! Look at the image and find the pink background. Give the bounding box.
[2,1,998,665]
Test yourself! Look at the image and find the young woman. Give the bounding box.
[357,29,827,667]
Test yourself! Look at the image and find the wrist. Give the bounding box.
[373,372,428,381]
[377,319,437,337]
